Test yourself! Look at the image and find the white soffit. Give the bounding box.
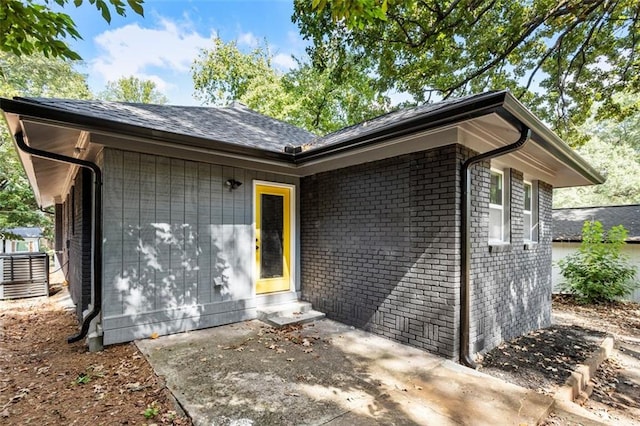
[294,126,460,175]
[459,114,596,188]
[19,119,91,207]
[13,109,597,195]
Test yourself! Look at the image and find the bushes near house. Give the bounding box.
[558,220,638,303]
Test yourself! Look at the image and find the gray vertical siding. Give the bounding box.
[101,148,298,345]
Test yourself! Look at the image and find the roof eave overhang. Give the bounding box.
[501,94,604,185]
[0,98,293,163]
[292,90,510,163]
[1,92,604,189]
[553,238,640,244]
[289,91,603,187]
[1,108,46,206]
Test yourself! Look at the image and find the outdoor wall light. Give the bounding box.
[225,178,242,191]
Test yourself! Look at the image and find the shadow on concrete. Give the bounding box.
[137,318,552,426]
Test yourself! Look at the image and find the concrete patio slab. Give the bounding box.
[136,319,553,425]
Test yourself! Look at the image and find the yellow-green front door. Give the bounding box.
[255,183,292,294]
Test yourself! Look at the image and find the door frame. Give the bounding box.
[253,180,296,295]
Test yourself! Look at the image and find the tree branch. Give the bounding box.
[444,0,606,96]
[564,1,613,93]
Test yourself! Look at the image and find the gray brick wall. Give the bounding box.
[301,143,553,360]
[63,168,93,319]
[466,154,553,354]
[301,145,461,358]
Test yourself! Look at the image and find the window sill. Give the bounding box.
[488,242,511,253]
[523,241,538,250]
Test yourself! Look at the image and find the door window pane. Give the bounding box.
[261,194,284,279]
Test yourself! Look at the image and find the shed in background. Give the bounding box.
[552,205,640,302]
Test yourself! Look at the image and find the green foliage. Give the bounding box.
[295,0,640,139]
[143,402,159,419]
[0,51,92,99]
[0,52,91,237]
[0,135,51,237]
[192,37,390,134]
[72,364,105,385]
[554,94,640,207]
[312,0,393,28]
[558,221,638,304]
[193,38,281,107]
[75,373,91,384]
[0,0,144,61]
[99,76,168,104]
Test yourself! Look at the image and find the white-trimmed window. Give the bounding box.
[489,169,505,242]
[523,180,538,242]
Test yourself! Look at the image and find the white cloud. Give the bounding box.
[91,18,213,84]
[272,53,297,71]
[137,73,170,92]
[267,30,308,72]
[286,30,307,50]
[237,31,259,48]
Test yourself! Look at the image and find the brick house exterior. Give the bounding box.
[301,144,554,359]
[62,168,93,319]
[468,166,553,355]
[301,146,463,358]
[1,91,602,360]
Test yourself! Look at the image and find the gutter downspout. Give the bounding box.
[14,131,102,344]
[460,127,531,368]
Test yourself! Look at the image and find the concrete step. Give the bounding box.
[257,301,325,328]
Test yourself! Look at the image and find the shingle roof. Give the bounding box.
[2,227,42,239]
[14,92,504,154]
[1,91,603,189]
[553,205,640,243]
[307,91,504,150]
[17,98,315,152]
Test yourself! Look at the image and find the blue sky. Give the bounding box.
[62,1,307,105]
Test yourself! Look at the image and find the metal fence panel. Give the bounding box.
[0,253,49,299]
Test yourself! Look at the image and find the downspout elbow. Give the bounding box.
[14,131,102,345]
[460,127,531,369]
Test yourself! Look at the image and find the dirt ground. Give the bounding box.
[2,283,639,425]
[0,284,191,425]
[478,324,606,395]
[479,294,640,425]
